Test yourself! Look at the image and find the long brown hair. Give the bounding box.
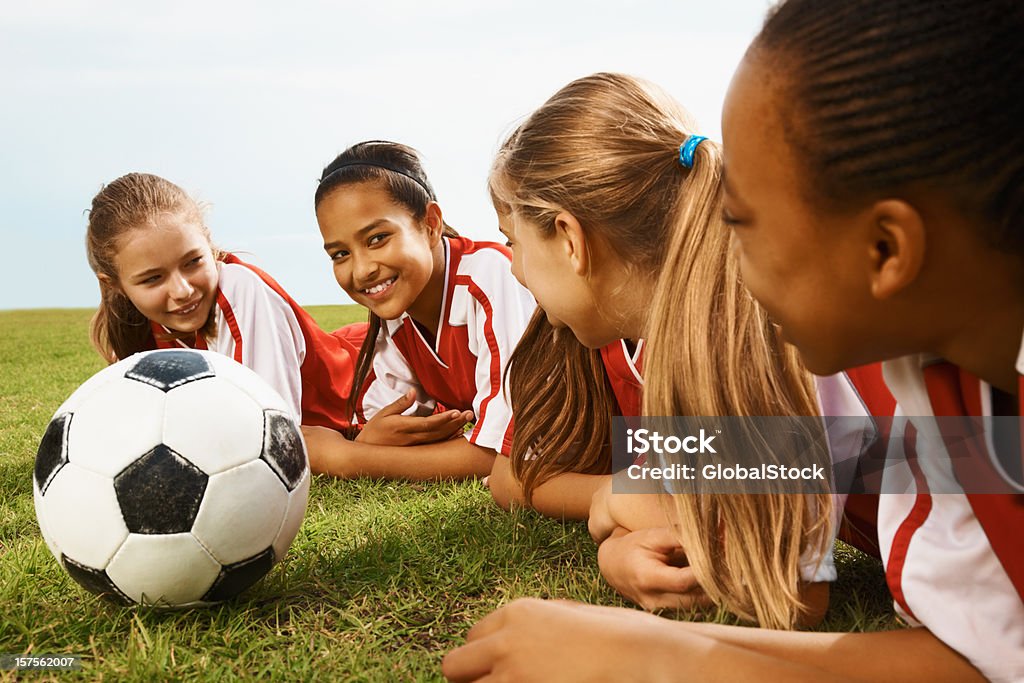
[86,173,221,362]
[504,309,618,497]
[313,141,458,417]
[492,73,828,629]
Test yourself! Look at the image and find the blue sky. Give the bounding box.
[0,0,772,310]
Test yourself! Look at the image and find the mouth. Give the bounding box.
[171,299,203,316]
[360,276,397,299]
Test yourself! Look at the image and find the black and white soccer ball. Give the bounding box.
[33,349,310,607]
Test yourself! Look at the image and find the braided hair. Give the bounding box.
[753,0,1024,252]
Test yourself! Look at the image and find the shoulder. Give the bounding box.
[217,259,293,313]
[444,236,535,328]
[451,235,512,261]
[450,237,520,293]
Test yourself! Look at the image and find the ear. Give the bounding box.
[96,272,123,295]
[424,201,445,247]
[867,199,925,299]
[553,211,589,276]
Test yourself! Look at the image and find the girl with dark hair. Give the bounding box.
[302,141,536,480]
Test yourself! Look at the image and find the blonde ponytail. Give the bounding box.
[643,139,830,629]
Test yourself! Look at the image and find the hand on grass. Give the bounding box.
[442,598,693,682]
[597,527,713,613]
[357,389,473,446]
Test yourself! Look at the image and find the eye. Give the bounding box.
[722,209,745,228]
[330,249,350,262]
[141,274,162,285]
[184,256,203,268]
[367,232,388,247]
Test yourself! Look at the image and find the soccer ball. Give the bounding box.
[33,349,310,607]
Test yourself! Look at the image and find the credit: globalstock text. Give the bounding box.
[623,428,826,482]
[626,463,827,481]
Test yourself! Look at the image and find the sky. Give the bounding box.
[0,0,773,310]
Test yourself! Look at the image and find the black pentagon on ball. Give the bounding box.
[124,349,215,392]
[261,410,306,491]
[62,555,132,605]
[202,547,275,602]
[114,445,208,534]
[35,413,72,495]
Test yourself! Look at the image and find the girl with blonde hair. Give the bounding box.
[481,72,874,630]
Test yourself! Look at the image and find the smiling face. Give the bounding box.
[721,56,889,375]
[111,214,219,334]
[317,182,442,323]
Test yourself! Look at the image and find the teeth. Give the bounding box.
[177,301,199,314]
[364,278,395,295]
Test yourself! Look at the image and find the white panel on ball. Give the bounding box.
[192,460,289,565]
[41,463,129,568]
[272,469,310,562]
[162,379,264,475]
[33,481,64,563]
[54,366,117,416]
[208,355,291,415]
[106,532,221,606]
[67,380,165,478]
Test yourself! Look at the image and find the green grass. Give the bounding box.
[0,308,898,681]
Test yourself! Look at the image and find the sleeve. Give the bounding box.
[798,372,879,583]
[357,322,435,423]
[459,263,537,455]
[798,529,839,583]
[216,263,306,421]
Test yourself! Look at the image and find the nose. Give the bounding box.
[168,272,195,301]
[350,251,379,286]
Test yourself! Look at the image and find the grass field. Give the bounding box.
[0,307,898,681]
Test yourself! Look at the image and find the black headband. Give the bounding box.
[319,161,433,197]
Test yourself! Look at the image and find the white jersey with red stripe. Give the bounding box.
[152,255,365,430]
[357,236,536,455]
[877,348,1024,682]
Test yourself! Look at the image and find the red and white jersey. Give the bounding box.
[357,236,536,456]
[152,254,366,430]
[600,339,644,417]
[876,342,1024,682]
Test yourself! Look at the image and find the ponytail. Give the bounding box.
[643,138,830,630]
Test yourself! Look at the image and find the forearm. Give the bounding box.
[315,435,496,481]
[682,623,984,683]
[489,457,607,519]
[528,472,609,519]
[609,492,676,531]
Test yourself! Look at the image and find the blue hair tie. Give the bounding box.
[678,135,708,169]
